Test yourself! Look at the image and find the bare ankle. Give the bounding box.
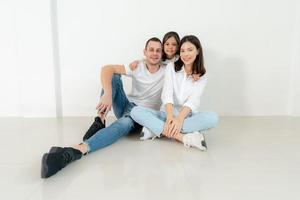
[73,144,88,154]
[174,132,183,143]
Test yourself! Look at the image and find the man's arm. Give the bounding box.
[101,65,126,96]
[96,65,126,117]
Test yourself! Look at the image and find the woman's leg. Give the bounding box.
[171,111,218,150]
[130,106,166,137]
[181,111,219,133]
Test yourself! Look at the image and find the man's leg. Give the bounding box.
[42,116,136,178]
[110,74,130,119]
[84,116,135,152]
[83,74,130,140]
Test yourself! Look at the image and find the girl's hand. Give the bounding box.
[192,74,201,81]
[129,60,139,71]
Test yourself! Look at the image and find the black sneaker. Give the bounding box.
[41,147,82,178]
[49,146,63,153]
[83,116,105,141]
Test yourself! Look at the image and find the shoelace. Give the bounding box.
[62,150,73,165]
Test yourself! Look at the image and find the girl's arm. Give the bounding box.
[128,60,140,70]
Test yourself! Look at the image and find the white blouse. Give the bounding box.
[161,62,207,113]
[161,55,179,65]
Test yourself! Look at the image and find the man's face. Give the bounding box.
[144,41,162,65]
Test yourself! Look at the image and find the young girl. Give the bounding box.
[161,31,180,64]
[130,35,218,150]
[129,31,181,140]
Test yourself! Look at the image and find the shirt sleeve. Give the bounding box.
[161,63,174,106]
[183,75,208,112]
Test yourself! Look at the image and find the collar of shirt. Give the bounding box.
[178,65,194,80]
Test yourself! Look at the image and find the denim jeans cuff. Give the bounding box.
[80,142,91,155]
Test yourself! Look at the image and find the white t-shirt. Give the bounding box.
[124,61,166,110]
[161,62,207,113]
[136,55,179,67]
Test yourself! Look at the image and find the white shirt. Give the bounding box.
[161,55,179,65]
[124,61,166,110]
[161,62,207,113]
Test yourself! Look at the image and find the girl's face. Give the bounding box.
[180,41,198,66]
[163,36,178,59]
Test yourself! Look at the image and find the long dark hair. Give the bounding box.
[174,35,206,76]
[162,31,180,61]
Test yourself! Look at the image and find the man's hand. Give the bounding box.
[96,94,112,118]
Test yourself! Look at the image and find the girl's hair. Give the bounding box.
[162,31,180,61]
[174,35,206,77]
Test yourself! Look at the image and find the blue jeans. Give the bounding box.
[84,74,140,153]
[130,106,219,136]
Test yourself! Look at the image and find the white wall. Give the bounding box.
[0,0,56,117]
[289,0,300,116]
[0,0,20,116]
[0,0,299,117]
[58,0,300,116]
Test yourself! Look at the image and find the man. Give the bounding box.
[41,37,165,178]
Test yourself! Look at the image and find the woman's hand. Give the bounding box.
[168,117,184,138]
[162,117,174,137]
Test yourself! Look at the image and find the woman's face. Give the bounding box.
[163,36,178,59]
[180,41,198,66]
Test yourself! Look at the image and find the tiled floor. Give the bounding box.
[0,117,299,200]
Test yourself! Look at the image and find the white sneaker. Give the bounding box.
[140,127,157,141]
[183,132,207,151]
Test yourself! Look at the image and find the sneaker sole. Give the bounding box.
[199,144,207,151]
[41,153,49,178]
[200,135,207,151]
